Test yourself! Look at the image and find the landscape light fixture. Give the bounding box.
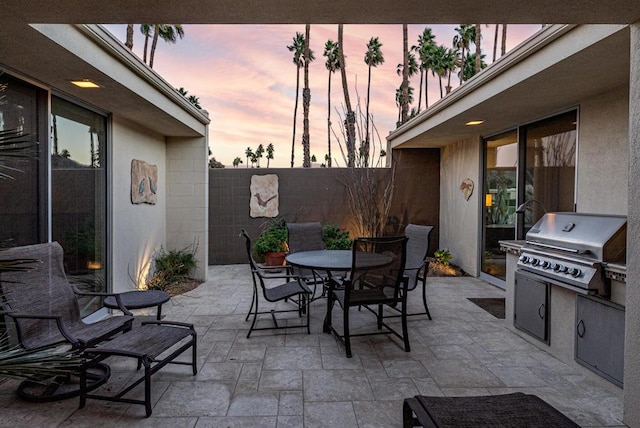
[71,79,100,88]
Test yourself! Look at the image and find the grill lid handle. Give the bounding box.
[524,240,591,255]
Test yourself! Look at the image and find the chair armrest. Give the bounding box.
[141,320,195,330]
[72,286,133,316]
[5,312,80,346]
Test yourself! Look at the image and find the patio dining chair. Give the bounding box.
[0,241,134,400]
[240,230,311,338]
[326,236,409,358]
[387,223,434,320]
[286,222,329,300]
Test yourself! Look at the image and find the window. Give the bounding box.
[0,73,47,245]
[51,96,107,315]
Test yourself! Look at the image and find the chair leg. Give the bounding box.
[247,294,259,338]
[305,294,310,334]
[324,291,335,333]
[344,307,352,358]
[246,286,257,322]
[377,303,383,329]
[401,300,410,353]
[421,278,432,320]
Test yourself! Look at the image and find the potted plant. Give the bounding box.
[253,219,289,266]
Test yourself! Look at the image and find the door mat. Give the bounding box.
[467,298,505,319]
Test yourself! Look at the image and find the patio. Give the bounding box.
[0,265,625,427]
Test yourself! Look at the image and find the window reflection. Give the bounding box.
[51,97,107,316]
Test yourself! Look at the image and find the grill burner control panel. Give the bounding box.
[516,252,602,294]
[518,255,582,277]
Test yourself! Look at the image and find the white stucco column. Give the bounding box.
[624,21,640,428]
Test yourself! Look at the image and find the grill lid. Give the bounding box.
[524,212,626,262]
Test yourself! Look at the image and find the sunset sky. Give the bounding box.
[105,24,541,168]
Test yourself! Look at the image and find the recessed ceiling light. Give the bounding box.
[465,120,484,126]
[71,79,100,88]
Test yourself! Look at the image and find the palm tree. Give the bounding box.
[255,144,264,167]
[338,24,356,167]
[287,32,306,168]
[443,48,457,94]
[125,24,134,49]
[245,147,253,168]
[397,52,417,125]
[400,24,409,124]
[395,84,414,125]
[323,40,340,168]
[412,27,436,111]
[232,157,243,168]
[453,24,475,84]
[149,24,185,69]
[266,143,274,168]
[501,24,508,57]
[430,45,450,98]
[462,52,487,81]
[475,24,483,74]
[302,24,315,168]
[140,24,153,64]
[363,36,384,166]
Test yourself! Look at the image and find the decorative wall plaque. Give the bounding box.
[460,178,474,201]
[250,174,279,218]
[131,159,158,205]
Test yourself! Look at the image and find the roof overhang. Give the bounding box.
[4,0,640,24]
[388,24,630,149]
[1,23,209,137]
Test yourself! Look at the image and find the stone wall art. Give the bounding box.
[131,159,158,205]
[460,178,474,201]
[250,174,279,218]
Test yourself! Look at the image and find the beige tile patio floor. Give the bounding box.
[0,265,626,427]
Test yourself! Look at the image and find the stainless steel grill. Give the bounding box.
[516,212,626,296]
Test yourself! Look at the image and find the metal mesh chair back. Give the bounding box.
[287,222,324,253]
[287,222,325,278]
[348,236,408,303]
[0,242,85,348]
[405,224,432,270]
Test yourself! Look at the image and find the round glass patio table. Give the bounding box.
[285,250,393,333]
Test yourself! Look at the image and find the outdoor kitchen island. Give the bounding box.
[500,213,627,389]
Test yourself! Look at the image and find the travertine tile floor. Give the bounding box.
[0,265,626,427]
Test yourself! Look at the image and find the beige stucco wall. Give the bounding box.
[439,137,481,276]
[166,136,209,281]
[624,21,640,428]
[110,117,167,293]
[577,84,629,214]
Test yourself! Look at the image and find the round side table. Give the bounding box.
[103,290,170,320]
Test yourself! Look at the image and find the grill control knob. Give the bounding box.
[531,258,540,266]
[549,263,558,271]
[541,261,551,269]
[518,255,529,263]
[567,267,581,277]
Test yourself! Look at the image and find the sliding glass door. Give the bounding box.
[481,110,577,285]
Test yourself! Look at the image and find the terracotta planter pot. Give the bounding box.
[264,251,286,266]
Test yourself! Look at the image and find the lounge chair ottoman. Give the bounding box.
[79,321,197,417]
[403,393,579,428]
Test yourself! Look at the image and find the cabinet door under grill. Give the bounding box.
[514,271,549,343]
[575,295,625,387]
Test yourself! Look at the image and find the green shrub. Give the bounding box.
[147,243,197,290]
[434,249,453,266]
[253,218,288,261]
[322,224,352,250]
